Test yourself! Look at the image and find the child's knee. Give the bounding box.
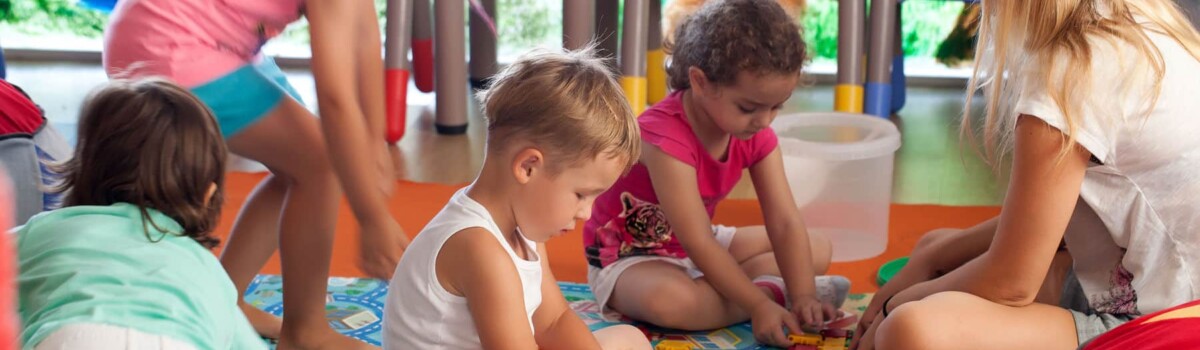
[635,285,705,329]
[277,162,336,189]
[809,231,833,273]
[594,325,651,350]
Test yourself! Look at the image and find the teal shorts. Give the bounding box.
[190,57,303,138]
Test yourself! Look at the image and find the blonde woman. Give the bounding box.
[851,0,1200,349]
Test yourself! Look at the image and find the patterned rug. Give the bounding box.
[243,275,874,349]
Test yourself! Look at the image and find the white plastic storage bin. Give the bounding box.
[771,113,901,262]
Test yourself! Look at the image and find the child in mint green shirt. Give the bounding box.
[16,79,266,350]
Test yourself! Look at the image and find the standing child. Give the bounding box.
[583,0,849,347]
[0,79,70,224]
[104,0,407,347]
[383,47,651,350]
[851,0,1200,349]
[17,79,265,350]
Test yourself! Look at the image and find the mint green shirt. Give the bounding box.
[17,203,267,350]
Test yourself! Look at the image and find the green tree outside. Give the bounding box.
[1,0,966,63]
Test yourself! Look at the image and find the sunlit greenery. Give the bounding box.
[0,0,966,62]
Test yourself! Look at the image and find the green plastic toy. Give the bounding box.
[876,257,910,287]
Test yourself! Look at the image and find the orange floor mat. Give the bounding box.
[211,172,1000,294]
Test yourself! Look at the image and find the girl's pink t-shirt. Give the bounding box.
[584,91,778,268]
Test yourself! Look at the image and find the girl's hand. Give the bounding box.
[855,257,934,342]
[790,294,837,327]
[358,218,409,280]
[849,310,883,350]
[750,300,803,348]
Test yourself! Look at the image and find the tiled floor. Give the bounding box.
[4,59,1005,206]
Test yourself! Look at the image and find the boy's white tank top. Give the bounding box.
[383,189,543,349]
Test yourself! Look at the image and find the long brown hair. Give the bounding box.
[56,78,227,248]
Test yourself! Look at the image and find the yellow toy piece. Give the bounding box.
[824,337,847,345]
[820,336,848,350]
[654,339,695,350]
[789,333,823,346]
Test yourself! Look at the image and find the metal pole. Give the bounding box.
[864,0,897,118]
[890,3,906,115]
[468,0,497,89]
[620,0,648,115]
[412,0,435,93]
[835,0,866,113]
[434,0,468,134]
[647,0,667,104]
[596,0,621,72]
[564,0,597,50]
[384,0,414,143]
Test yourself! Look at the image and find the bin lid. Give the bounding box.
[771,112,902,161]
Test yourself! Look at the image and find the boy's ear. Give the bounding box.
[512,148,545,185]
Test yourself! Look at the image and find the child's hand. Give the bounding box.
[855,257,934,341]
[358,218,409,280]
[750,300,803,348]
[791,294,838,327]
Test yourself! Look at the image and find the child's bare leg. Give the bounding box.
[608,261,767,330]
[593,325,652,350]
[218,173,287,339]
[728,226,832,277]
[872,291,1077,350]
[228,99,374,349]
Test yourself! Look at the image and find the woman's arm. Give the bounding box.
[439,229,539,349]
[531,244,601,349]
[305,0,407,278]
[888,116,1090,309]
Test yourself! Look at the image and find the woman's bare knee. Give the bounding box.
[876,293,967,350]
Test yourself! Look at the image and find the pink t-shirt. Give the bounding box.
[583,91,779,268]
[103,0,305,87]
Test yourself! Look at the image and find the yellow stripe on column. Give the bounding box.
[835,84,865,113]
[622,76,648,116]
[647,49,667,104]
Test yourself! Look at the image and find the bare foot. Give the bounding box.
[240,302,283,340]
[276,327,376,350]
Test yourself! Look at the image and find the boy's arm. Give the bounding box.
[532,243,601,350]
[440,228,539,349]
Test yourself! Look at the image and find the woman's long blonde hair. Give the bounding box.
[964,0,1200,165]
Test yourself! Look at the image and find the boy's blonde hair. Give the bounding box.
[477,47,641,172]
[964,0,1200,165]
